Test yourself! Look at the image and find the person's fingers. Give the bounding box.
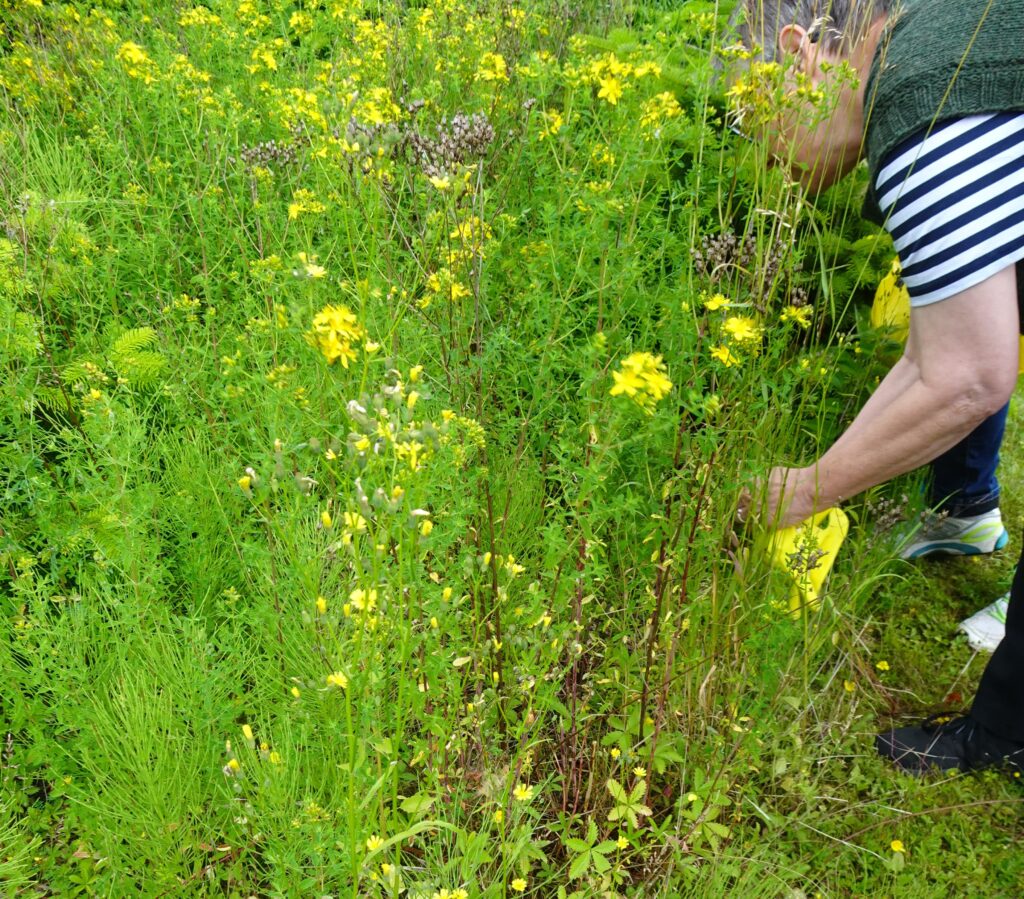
[735,486,752,522]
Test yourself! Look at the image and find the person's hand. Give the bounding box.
[764,465,818,529]
[736,466,820,530]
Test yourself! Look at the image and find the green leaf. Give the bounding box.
[568,851,592,880]
[564,838,590,854]
[109,327,156,360]
[606,778,627,803]
[592,852,611,874]
[400,792,436,816]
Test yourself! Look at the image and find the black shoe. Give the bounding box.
[875,713,1024,774]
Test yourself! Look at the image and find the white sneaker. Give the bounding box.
[898,508,1009,560]
[958,593,1010,653]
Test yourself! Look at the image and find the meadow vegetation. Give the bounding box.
[1,0,1021,895]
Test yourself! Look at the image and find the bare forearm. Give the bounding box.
[801,374,992,510]
[837,354,919,441]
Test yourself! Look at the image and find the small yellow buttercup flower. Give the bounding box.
[711,345,740,367]
[876,660,890,672]
[511,878,527,893]
[512,783,534,802]
[890,839,905,853]
[326,671,349,689]
[366,835,385,852]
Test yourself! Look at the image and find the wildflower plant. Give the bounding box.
[0,1,1008,897]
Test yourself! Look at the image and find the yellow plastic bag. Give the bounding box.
[870,258,910,342]
[766,508,849,617]
[871,256,1024,373]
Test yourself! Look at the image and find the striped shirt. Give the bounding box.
[874,112,1024,307]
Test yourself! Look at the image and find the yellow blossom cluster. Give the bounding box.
[288,189,326,220]
[639,91,683,135]
[780,305,812,328]
[308,304,367,368]
[476,52,509,83]
[178,7,221,27]
[116,41,159,84]
[352,85,402,127]
[422,268,471,309]
[609,352,673,414]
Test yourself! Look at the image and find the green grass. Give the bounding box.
[1,1,1021,896]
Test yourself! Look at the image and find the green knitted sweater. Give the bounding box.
[862,0,1024,222]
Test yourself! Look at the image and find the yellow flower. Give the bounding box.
[344,511,368,532]
[290,686,301,698]
[512,783,534,802]
[598,76,623,105]
[238,475,252,493]
[704,293,731,311]
[316,595,328,615]
[843,679,855,692]
[780,305,812,328]
[309,303,366,367]
[420,519,433,537]
[890,839,905,853]
[349,587,377,612]
[321,510,333,529]
[610,748,621,759]
[268,751,282,764]
[616,834,629,849]
[710,345,740,367]
[633,766,646,778]
[365,835,385,852]
[241,724,254,742]
[476,52,509,83]
[511,878,527,893]
[875,660,890,672]
[609,352,673,414]
[723,315,762,344]
[493,808,504,824]
[326,671,349,689]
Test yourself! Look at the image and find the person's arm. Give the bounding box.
[766,265,1020,527]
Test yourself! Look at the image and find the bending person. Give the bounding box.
[734,0,1024,773]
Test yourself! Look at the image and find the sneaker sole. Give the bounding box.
[903,528,1009,560]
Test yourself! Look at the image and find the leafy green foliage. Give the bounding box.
[1,1,1020,897]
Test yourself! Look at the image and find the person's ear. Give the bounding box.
[777,24,811,68]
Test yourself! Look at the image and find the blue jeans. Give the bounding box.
[928,402,1009,517]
